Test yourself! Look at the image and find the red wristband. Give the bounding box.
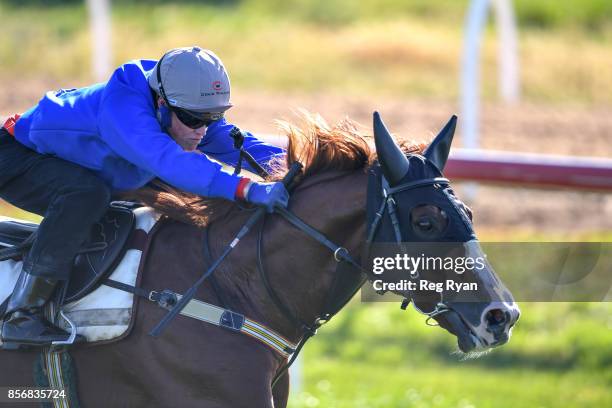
[2,113,21,136]
[235,177,252,200]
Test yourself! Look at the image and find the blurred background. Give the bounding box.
[0,0,610,407]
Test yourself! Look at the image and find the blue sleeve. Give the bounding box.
[197,118,285,174]
[98,82,240,200]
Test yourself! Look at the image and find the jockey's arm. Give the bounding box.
[197,118,285,174]
[98,89,241,200]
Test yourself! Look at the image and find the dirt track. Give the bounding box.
[1,81,611,234]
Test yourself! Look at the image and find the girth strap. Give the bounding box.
[104,278,152,299]
[103,280,297,357]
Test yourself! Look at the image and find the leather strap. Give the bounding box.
[0,298,8,318]
[104,278,152,299]
[103,279,297,357]
[275,207,362,270]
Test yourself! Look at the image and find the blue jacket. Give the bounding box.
[13,59,284,200]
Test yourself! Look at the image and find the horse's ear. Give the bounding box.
[423,115,457,172]
[373,111,410,186]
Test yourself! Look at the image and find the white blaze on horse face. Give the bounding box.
[454,240,520,348]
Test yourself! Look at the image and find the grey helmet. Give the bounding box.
[148,46,232,115]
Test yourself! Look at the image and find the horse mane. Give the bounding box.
[126,111,425,227]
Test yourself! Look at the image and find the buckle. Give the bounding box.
[149,290,178,310]
[333,247,348,262]
[301,323,318,337]
[148,290,160,302]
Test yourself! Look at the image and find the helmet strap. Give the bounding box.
[156,52,172,108]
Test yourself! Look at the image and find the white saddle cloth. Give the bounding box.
[0,207,160,344]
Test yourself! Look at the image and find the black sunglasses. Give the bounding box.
[173,108,224,129]
[156,52,225,129]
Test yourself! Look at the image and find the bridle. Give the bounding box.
[367,174,455,325]
[135,147,462,386]
[140,138,462,386]
[263,167,455,385]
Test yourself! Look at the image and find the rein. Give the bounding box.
[149,162,304,337]
[229,127,270,179]
[142,148,455,387]
[264,174,454,386]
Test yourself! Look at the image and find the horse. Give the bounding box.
[0,111,519,408]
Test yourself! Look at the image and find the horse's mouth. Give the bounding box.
[434,310,484,353]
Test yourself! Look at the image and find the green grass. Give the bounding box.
[291,361,611,408]
[12,0,610,32]
[289,302,612,407]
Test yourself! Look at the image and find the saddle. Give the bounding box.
[0,204,162,345]
[0,202,136,303]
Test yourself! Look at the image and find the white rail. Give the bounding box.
[461,0,520,152]
[86,0,112,82]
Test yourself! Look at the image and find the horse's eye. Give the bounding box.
[417,218,433,231]
[410,205,449,240]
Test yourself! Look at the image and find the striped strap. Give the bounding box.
[43,303,74,408]
[175,293,297,358]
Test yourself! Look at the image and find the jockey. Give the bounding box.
[0,46,288,348]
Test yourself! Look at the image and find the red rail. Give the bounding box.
[259,135,612,192]
[446,149,612,192]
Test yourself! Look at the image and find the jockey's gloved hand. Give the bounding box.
[235,178,289,213]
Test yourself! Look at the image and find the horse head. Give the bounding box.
[370,112,520,353]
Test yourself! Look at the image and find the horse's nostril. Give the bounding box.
[486,309,507,327]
